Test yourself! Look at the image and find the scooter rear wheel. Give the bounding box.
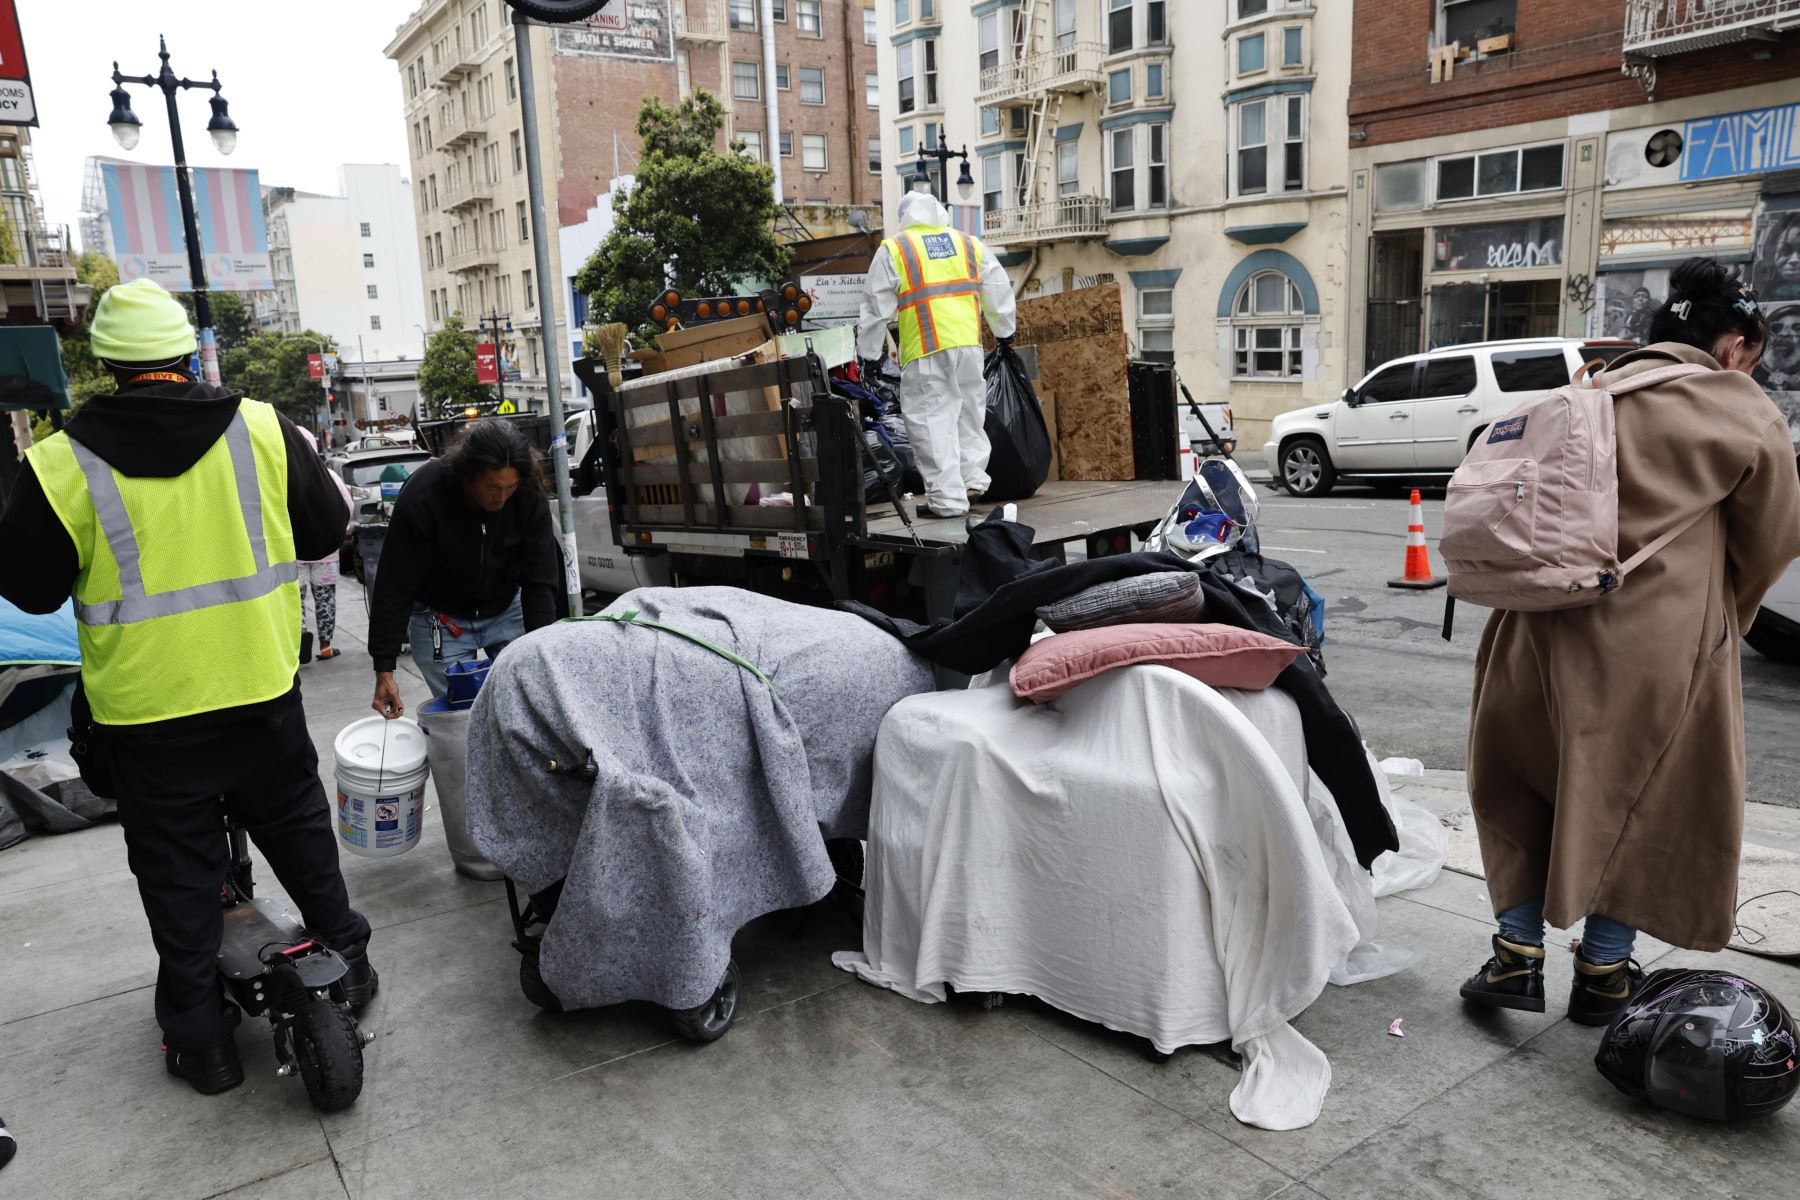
[292,995,365,1113]
[518,946,563,1013]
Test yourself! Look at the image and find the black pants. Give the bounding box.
[106,691,370,1052]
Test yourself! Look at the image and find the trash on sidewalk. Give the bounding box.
[1388,1018,1406,1038]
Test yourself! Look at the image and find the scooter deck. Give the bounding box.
[218,895,308,980]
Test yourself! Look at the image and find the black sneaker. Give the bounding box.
[338,944,380,1013]
[1459,934,1547,1013]
[299,631,314,665]
[1568,954,1645,1026]
[0,1116,15,1171]
[164,1039,244,1095]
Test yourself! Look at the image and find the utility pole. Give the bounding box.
[511,7,582,617]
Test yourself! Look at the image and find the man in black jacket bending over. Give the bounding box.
[369,418,560,719]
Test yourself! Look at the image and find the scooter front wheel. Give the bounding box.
[292,995,365,1112]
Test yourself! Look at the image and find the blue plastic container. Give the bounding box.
[444,659,491,709]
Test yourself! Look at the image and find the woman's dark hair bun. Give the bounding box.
[1667,257,1736,300]
[1646,255,1767,355]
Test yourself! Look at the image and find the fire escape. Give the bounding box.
[1621,0,1800,96]
[975,0,1106,249]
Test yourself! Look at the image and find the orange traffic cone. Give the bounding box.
[1388,489,1446,590]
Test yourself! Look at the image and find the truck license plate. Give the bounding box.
[777,533,809,560]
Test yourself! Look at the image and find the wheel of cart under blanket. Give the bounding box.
[669,960,741,1043]
[517,944,564,1013]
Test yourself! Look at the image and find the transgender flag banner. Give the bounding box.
[100,162,272,293]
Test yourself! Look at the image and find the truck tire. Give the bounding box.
[502,0,610,21]
[1745,612,1800,664]
[1280,439,1336,498]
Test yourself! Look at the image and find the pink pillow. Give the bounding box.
[1009,623,1304,703]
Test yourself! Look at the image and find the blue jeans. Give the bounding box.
[407,592,526,700]
[1497,899,1637,964]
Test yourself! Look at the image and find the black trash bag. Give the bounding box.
[862,415,923,502]
[982,344,1053,502]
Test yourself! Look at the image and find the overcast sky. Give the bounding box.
[21,0,420,245]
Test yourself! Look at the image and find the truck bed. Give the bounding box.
[864,480,1177,549]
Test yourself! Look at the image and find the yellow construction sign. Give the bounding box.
[496,398,517,414]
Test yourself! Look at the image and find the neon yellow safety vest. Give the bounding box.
[885,225,985,365]
[25,398,302,725]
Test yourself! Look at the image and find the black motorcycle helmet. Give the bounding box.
[1595,969,1799,1121]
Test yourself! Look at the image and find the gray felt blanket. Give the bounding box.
[465,587,934,1010]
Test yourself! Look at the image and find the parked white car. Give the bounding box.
[1263,337,1636,497]
[1746,451,1800,664]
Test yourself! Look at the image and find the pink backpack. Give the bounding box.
[1441,361,1710,613]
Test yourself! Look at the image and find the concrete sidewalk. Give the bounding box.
[2,589,1796,1200]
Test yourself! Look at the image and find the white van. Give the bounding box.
[1263,337,1635,497]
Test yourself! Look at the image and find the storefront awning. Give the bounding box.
[0,326,72,412]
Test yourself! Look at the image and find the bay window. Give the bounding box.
[979,12,1000,72]
[1138,288,1175,364]
[1110,129,1135,211]
[1107,121,1169,214]
[1232,94,1306,196]
[1057,139,1079,196]
[983,155,1003,213]
[1108,0,1132,54]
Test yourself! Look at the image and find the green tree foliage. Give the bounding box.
[75,251,119,291]
[219,331,337,426]
[574,91,791,344]
[416,313,492,418]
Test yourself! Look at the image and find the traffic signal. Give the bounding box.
[326,392,336,407]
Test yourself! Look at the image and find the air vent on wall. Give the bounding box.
[1645,129,1683,169]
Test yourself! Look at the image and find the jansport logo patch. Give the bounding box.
[921,232,959,260]
[1488,416,1528,444]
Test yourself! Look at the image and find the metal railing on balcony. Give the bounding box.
[0,221,73,270]
[1623,0,1800,57]
[434,43,482,85]
[976,41,1106,105]
[981,195,1107,248]
[674,0,727,42]
[442,176,495,212]
[439,105,482,148]
[445,244,499,274]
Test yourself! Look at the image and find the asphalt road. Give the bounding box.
[1251,484,1800,809]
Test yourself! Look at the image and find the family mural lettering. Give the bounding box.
[1681,101,1800,182]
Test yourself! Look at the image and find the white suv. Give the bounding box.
[1263,337,1635,497]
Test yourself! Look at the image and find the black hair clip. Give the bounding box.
[1734,294,1760,317]
[1670,299,1692,321]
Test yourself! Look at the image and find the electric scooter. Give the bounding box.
[217,809,366,1112]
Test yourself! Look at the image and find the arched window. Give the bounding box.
[1230,270,1306,379]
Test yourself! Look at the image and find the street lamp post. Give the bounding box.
[912,135,975,208]
[106,36,239,387]
[477,307,513,414]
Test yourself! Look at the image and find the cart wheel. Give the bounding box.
[517,944,563,1013]
[670,960,741,1043]
[945,984,1005,1011]
[291,995,364,1113]
[1144,1044,1174,1065]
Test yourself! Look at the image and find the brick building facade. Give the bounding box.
[1341,0,1800,451]
[723,1,882,206]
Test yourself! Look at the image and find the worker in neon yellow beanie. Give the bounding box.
[0,279,380,1096]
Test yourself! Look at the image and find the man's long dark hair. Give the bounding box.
[442,418,546,493]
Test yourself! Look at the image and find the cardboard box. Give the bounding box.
[655,314,775,372]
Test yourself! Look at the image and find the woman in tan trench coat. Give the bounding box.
[1462,259,1800,1027]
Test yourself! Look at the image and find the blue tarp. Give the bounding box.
[0,597,79,667]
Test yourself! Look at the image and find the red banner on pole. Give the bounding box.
[475,343,499,384]
[0,0,38,127]
[307,353,323,380]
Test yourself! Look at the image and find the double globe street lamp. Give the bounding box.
[912,136,975,207]
[105,36,240,386]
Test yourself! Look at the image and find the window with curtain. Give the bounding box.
[867,74,881,107]
[979,12,1000,71]
[800,67,825,104]
[738,130,763,161]
[729,0,756,30]
[1057,140,1079,196]
[1138,288,1174,364]
[983,155,1003,212]
[796,0,821,35]
[1233,95,1305,195]
[732,61,761,100]
[803,134,829,171]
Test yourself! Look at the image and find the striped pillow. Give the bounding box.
[1036,571,1206,633]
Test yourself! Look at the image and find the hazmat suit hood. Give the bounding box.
[898,191,953,231]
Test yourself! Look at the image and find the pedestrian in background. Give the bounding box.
[1461,258,1800,1026]
[367,418,560,718]
[296,427,350,663]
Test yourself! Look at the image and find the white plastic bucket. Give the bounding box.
[333,716,430,858]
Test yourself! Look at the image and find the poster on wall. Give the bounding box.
[1588,268,1670,342]
[1756,301,1800,446]
[100,162,272,292]
[553,1,673,63]
[1750,206,1800,445]
[1752,208,1800,303]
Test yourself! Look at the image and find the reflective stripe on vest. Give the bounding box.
[887,227,984,364]
[69,412,299,627]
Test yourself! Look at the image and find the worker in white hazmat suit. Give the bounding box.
[857,192,1018,519]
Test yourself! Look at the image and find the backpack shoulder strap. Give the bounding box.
[1597,362,1711,397]
[1620,507,1709,579]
